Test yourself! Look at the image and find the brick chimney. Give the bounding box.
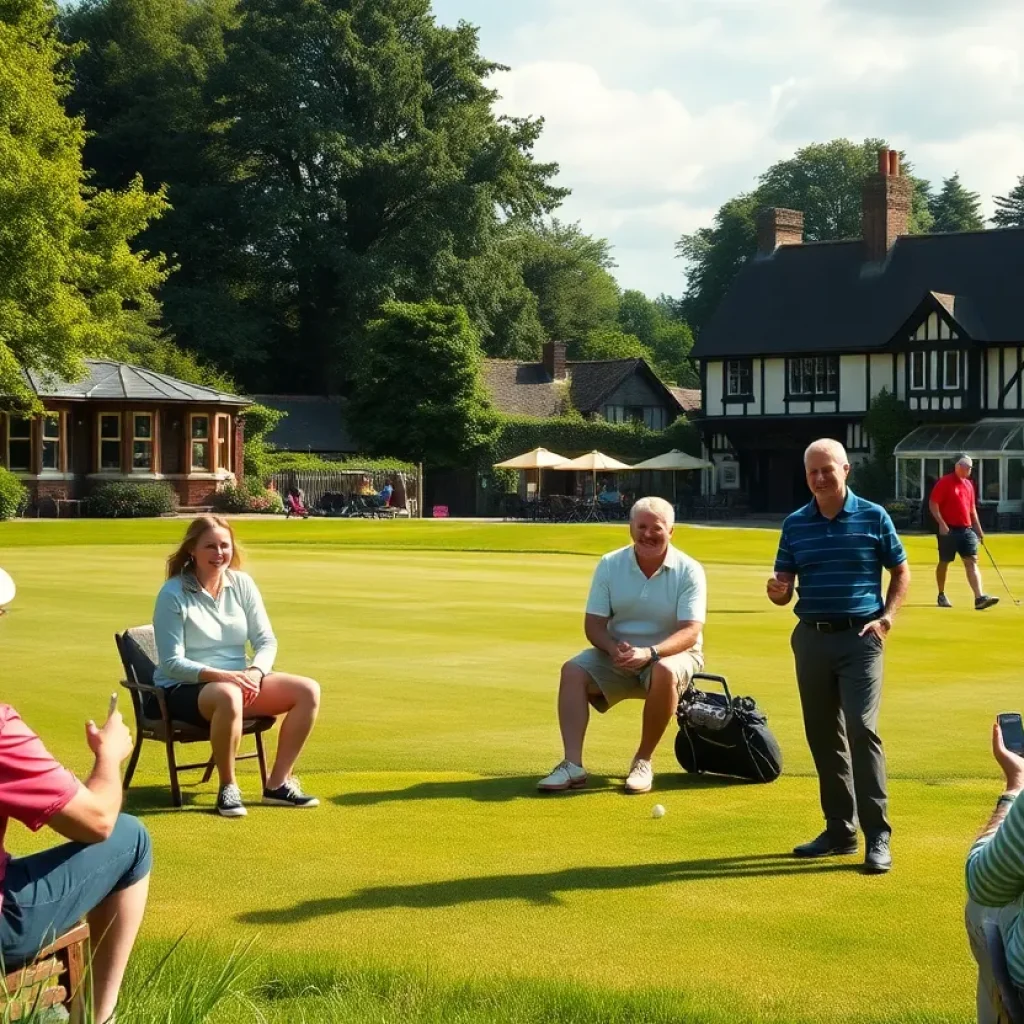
[862,148,913,263]
[542,341,567,381]
[756,208,804,255]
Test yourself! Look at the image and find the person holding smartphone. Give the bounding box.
[965,716,1024,1022]
[153,516,321,818]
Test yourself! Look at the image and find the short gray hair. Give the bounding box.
[804,438,849,466]
[630,496,675,528]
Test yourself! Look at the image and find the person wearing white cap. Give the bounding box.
[928,455,998,610]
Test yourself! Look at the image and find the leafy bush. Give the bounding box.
[267,451,414,474]
[241,402,285,482]
[850,457,893,504]
[0,467,27,520]
[88,481,178,518]
[211,479,284,514]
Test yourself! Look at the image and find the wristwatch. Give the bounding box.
[248,666,266,682]
[998,792,1018,808]
[649,646,662,663]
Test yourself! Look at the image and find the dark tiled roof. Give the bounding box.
[252,395,357,453]
[669,387,701,415]
[21,360,246,404]
[692,227,1024,358]
[481,361,564,417]
[566,359,642,411]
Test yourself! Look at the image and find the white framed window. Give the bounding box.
[98,413,122,471]
[216,414,231,471]
[942,351,961,390]
[132,412,154,471]
[189,414,211,471]
[6,415,32,473]
[788,356,838,396]
[726,360,752,397]
[41,414,61,472]
[910,351,926,391]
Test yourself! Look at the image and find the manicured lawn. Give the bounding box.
[2,519,1022,1022]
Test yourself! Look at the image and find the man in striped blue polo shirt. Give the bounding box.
[767,439,910,874]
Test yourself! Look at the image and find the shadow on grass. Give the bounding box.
[237,854,859,924]
[123,784,209,816]
[334,772,754,808]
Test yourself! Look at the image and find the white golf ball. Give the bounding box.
[651,804,666,819]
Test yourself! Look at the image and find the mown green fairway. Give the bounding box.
[2,519,1023,1022]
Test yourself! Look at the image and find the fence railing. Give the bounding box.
[269,469,419,515]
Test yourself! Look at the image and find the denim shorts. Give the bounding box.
[1,814,152,969]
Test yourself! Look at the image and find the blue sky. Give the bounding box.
[432,0,1024,298]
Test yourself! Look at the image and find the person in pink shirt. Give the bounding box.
[1,667,151,1022]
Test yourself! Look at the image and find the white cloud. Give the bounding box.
[433,0,1024,297]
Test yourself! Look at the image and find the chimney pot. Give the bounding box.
[542,341,567,381]
[756,207,804,256]
[878,149,890,175]
[888,150,900,177]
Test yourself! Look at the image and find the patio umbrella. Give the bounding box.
[493,447,569,502]
[622,448,713,504]
[553,450,633,508]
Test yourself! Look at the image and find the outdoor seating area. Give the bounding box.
[495,447,714,524]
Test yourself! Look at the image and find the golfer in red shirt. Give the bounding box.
[928,455,998,610]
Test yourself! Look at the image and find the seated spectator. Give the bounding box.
[0,664,151,1023]
[965,720,1024,1021]
[538,497,707,796]
[598,481,622,505]
[378,480,394,507]
[284,488,309,518]
[153,516,321,818]
[359,475,376,496]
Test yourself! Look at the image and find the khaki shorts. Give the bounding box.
[569,647,704,714]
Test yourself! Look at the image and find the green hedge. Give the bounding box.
[482,415,700,466]
[266,451,415,474]
[88,481,178,518]
[0,467,27,520]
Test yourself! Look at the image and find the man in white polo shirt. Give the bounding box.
[538,496,707,795]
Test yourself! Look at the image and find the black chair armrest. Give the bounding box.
[120,678,162,697]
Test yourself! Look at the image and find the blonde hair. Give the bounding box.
[166,515,243,579]
[630,496,675,528]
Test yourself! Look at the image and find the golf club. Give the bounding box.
[982,541,1022,606]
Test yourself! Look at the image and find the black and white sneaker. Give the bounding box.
[216,783,247,818]
[262,777,319,808]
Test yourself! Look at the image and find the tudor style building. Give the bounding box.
[692,149,1024,514]
[2,360,248,511]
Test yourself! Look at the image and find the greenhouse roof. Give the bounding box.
[894,421,1024,456]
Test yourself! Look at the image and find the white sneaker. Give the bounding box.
[537,760,588,792]
[625,758,653,794]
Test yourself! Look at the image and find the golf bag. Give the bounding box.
[674,673,782,783]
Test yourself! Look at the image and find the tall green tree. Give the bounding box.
[617,289,696,385]
[210,0,565,392]
[62,0,267,380]
[928,173,984,233]
[993,174,1024,228]
[676,139,933,335]
[347,301,493,466]
[505,219,620,352]
[0,0,169,405]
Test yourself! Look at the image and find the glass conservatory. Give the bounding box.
[894,421,1024,511]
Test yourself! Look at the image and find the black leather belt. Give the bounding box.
[799,615,879,634]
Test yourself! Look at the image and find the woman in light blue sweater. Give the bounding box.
[153,516,320,818]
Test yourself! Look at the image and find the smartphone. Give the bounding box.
[999,713,1024,755]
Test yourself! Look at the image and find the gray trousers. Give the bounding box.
[791,623,890,838]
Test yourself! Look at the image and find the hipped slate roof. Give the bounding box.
[20,360,247,405]
[253,395,357,453]
[482,357,685,418]
[692,227,1024,359]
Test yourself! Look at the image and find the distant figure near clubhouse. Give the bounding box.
[538,496,707,796]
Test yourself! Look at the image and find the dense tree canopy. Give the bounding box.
[993,175,1024,228]
[346,300,493,466]
[928,173,984,233]
[0,0,169,405]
